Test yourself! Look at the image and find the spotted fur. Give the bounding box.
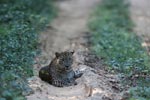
[39,51,83,87]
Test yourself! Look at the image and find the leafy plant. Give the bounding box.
[0,0,56,99]
[89,0,150,99]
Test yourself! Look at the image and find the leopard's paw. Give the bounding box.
[74,70,83,78]
[52,80,64,87]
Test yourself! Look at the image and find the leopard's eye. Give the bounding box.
[69,57,72,60]
[60,58,63,61]
[63,58,65,61]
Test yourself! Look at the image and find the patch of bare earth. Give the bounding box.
[130,0,150,54]
[26,0,126,100]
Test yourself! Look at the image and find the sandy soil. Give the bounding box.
[130,0,150,54]
[26,0,126,100]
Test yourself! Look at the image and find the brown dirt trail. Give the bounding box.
[26,0,126,100]
[130,0,150,54]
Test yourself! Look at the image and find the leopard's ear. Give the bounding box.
[71,50,74,55]
[55,52,60,58]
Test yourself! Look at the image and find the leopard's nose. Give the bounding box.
[66,65,69,68]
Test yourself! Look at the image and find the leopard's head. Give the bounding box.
[55,51,74,71]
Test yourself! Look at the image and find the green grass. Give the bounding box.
[89,0,150,99]
[0,0,56,99]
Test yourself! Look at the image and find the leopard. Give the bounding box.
[39,51,83,87]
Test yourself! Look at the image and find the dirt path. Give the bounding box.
[130,0,150,54]
[26,0,125,100]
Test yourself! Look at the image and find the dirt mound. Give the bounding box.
[26,50,125,100]
[26,0,127,99]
